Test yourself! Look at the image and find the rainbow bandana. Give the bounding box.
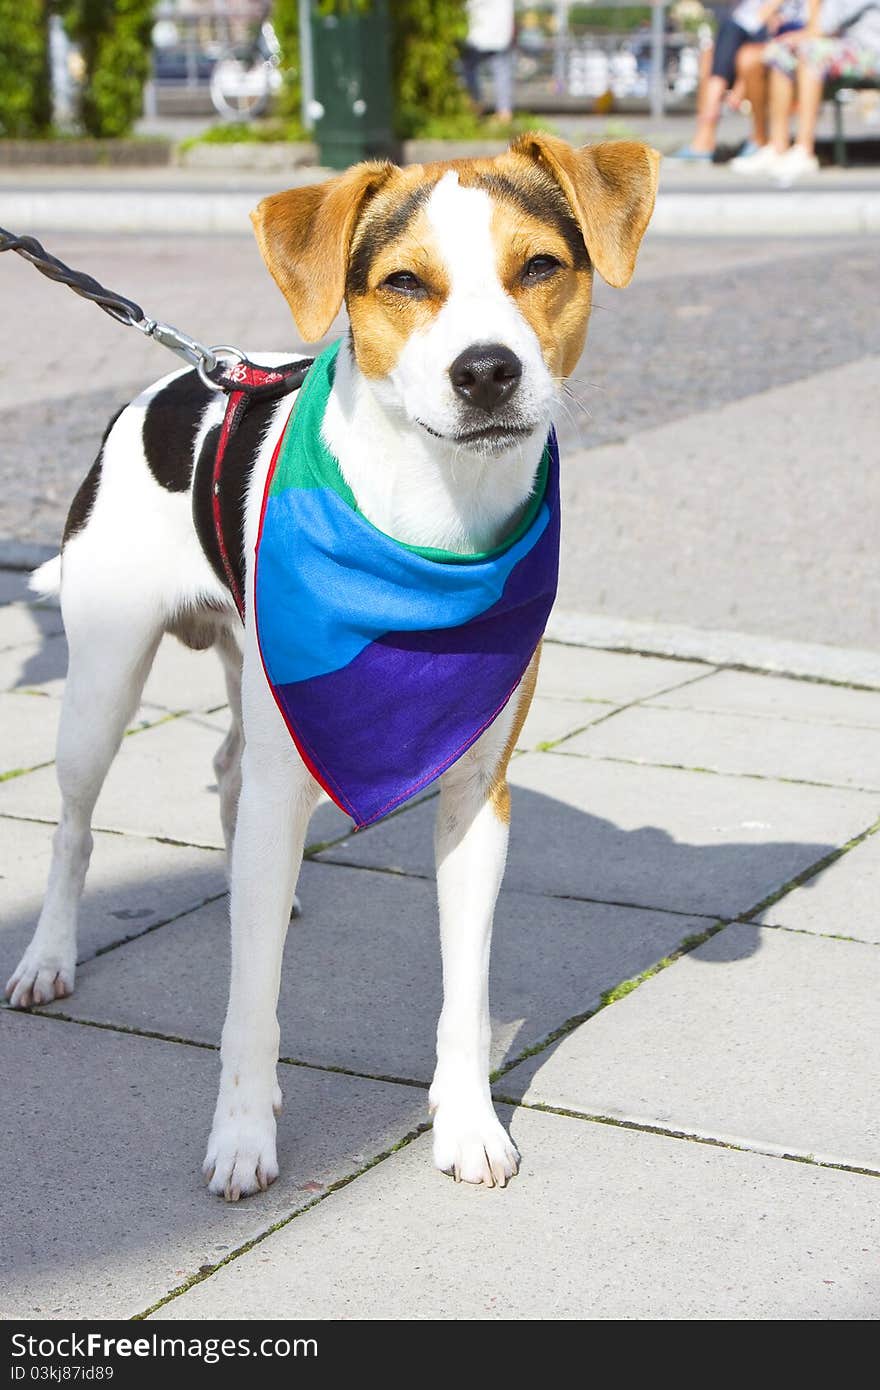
[255,342,560,828]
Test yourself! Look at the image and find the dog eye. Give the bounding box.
[522,255,562,284]
[382,271,426,297]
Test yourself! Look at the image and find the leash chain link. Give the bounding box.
[0,224,241,388]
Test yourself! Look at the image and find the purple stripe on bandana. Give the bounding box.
[272,497,559,827]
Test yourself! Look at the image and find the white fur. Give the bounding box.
[7,177,561,1195]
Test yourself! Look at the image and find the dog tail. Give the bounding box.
[30,553,62,599]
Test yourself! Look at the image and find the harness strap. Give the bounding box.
[209,356,314,620]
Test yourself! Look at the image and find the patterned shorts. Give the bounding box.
[764,34,880,81]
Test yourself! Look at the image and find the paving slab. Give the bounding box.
[537,642,708,703]
[0,716,227,846]
[650,668,880,729]
[0,598,64,650]
[320,752,878,918]
[0,815,225,966]
[757,832,880,945]
[0,1010,425,1320]
[0,692,59,776]
[150,1106,880,1321]
[0,671,224,750]
[0,631,68,694]
[500,923,880,1170]
[0,628,229,713]
[563,704,880,791]
[143,635,229,713]
[44,859,702,1080]
[516,694,612,750]
[0,716,354,852]
[0,571,33,605]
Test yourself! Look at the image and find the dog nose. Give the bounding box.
[449,344,522,413]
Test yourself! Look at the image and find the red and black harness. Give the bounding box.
[194,356,313,620]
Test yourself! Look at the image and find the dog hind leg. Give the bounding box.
[5,566,163,1008]
[212,627,245,869]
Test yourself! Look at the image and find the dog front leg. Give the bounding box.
[429,654,539,1187]
[429,719,532,1186]
[204,734,319,1201]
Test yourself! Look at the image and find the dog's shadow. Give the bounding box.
[0,783,832,1310]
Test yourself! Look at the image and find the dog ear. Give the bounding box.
[251,162,393,341]
[511,133,660,289]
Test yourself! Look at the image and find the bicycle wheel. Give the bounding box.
[210,46,272,120]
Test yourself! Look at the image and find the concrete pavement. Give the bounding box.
[1,579,878,1319]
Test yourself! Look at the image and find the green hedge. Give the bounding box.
[0,0,51,137]
[64,0,154,138]
[391,0,470,139]
[272,0,303,123]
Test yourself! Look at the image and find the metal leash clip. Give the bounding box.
[134,319,247,391]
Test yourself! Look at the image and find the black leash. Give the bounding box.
[1,223,244,382]
[0,224,146,327]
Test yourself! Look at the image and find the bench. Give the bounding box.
[826,77,880,164]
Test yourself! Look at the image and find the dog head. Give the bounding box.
[252,134,659,457]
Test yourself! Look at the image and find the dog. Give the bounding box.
[5,134,658,1197]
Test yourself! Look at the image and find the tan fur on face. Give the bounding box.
[347,202,450,379]
[489,198,593,378]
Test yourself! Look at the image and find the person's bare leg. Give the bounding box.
[768,66,795,150]
[738,44,768,142]
[691,73,728,153]
[793,62,823,154]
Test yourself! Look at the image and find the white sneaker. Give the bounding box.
[729,143,784,174]
[774,145,820,186]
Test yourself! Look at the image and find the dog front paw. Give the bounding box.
[203,1108,279,1201]
[430,1094,520,1188]
[5,946,75,1009]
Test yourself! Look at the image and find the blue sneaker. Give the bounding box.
[667,145,713,162]
[736,139,760,159]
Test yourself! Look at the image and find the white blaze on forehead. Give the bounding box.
[416,169,546,374]
[424,170,499,295]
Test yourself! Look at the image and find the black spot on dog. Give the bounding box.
[143,370,215,493]
[62,405,125,546]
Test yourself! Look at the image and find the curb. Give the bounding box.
[2,186,879,236]
[0,189,260,235]
[650,188,880,235]
[546,609,880,691]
